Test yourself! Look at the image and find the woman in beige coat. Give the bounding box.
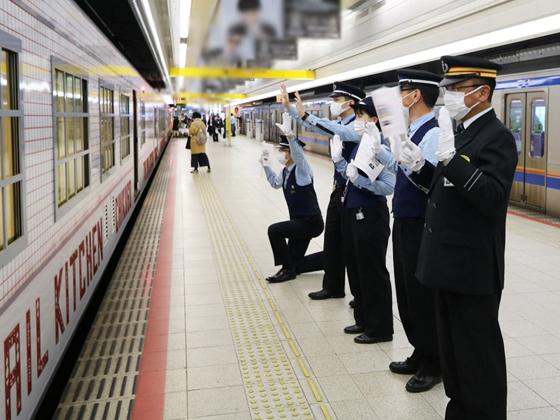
[189,112,211,173]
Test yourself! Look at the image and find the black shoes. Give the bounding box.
[344,325,364,334]
[354,334,393,344]
[308,289,345,300]
[405,372,443,393]
[266,268,296,283]
[349,299,355,308]
[389,359,419,375]
[191,168,198,173]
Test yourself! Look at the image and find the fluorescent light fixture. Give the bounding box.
[181,0,192,38]
[180,44,188,68]
[231,12,560,105]
[139,0,171,83]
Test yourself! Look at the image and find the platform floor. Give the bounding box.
[66,134,560,420]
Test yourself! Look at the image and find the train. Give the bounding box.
[238,68,560,217]
[0,1,171,419]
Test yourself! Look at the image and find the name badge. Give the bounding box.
[356,212,364,221]
[443,177,454,187]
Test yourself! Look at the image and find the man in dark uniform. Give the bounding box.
[396,56,517,419]
[260,120,324,283]
[375,69,442,392]
[281,82,365,302]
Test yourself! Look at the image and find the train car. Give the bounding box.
[494,68,560,216]
[0,2,170,419]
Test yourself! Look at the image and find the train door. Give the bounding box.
[263,110,270,141]
[132,90,139,196]
[270,110,276,142]
[505,91,548,209]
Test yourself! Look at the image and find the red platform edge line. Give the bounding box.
[132,142,177,420]
[508,209,560,229]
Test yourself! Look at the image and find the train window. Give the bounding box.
[120,94,131,160]
[52,59,91,220]
[508,100,523,156]
[0,45,24,253]
[100,84,115,176]
[530,99,546,159]
[140,101,146,145]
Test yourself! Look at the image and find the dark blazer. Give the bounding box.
[411,109,517,295]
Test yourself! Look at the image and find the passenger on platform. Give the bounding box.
[207,117,216,141]
[212,116,221,142]
[260,114,324,283]
[172,116,179,137]
[333,96,395,343]
[281,82,365,304]
[395,56,517,419]
[188,112,211,173]
[231,113,237,136]
[374,69,443,392]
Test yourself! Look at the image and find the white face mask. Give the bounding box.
[353,118,375,136]
[443,86,483,121]
[330,100,351,118]
[401,91,415,119]
[277,152,289,165]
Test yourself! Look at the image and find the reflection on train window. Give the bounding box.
[530,99,546,159]
[508,100,523,156]
[0,48,23,250]
[120,94,131,160]
[100,85,115,174]
[54,68,90,208]
[140,101,146,145]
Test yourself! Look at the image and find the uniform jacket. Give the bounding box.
[411,109,517,295]
[189,119,207,155]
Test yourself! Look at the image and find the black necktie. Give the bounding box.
[455,123,465,134]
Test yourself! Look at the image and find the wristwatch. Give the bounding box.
[302,112,309,121]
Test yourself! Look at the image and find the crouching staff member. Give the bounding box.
[334,97,395,344]
[397,56,517,419]
[281,82,365,302]
[375,69,442,393]
[261,116,324,283]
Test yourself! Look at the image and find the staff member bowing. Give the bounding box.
[281,82,365,303]
[374,69,442,393]
[261,113,324,283]
[335,97,395,344]
[396,56,517,419]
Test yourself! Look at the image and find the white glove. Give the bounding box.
[366,123,382,155]
[436,107,456,162]
[389,135,403,162]
[400,137,425,172]
[330,134,343,163]
[258,154,264,166]
[275,112,293,137]
[346,160,359,183]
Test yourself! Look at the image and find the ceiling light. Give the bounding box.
[180,44,188,68]
[181,0,192,38]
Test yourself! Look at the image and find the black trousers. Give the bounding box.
[342,203,393,337]
[393,218,440,375]
[213,132,219,142]
[307,187,346,294]
[268,215,324,271]
[191,153,210,169]
[435,290,507,420]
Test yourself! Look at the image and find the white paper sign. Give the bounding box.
[371,86,407,138]
[353,137,385,181]
[262,142,274,167]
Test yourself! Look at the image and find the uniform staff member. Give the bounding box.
[260,115,324,283]
[375,69,442,393]
[281,82,365,302]
[397,56,517,419]
[334,97,395,344]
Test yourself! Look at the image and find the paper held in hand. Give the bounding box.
[353,138,385,181]
[262,142,274,167]
[371,86,408,138]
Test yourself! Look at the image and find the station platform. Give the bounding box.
[56,135,560,420]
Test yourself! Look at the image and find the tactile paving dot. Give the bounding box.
[195,174,317,419]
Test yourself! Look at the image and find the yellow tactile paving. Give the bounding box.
[194,172,333,420]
